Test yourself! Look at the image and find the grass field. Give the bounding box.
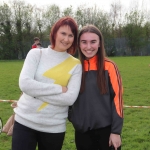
[0,56,150,150]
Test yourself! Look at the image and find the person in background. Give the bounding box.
[70,24,124,150]
[32,37,40,49]
[12,16,82,150]
[36,42,43,49]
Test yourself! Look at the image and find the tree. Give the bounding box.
[62,5,74,17]
[21,3,34,52]
[0,3,15,59]
[0,0,150,59]
[75,5,99,27]
[12,0,34,58]
[109,1,124,38]
[123,9,145,55]
[11,0,38,58]
[42,4,60,35]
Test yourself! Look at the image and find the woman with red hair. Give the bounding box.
[12,16,82,150]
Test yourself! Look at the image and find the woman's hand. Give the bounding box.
[109,133,121,150]
[62,86,68,93]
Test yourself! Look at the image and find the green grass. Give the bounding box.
[0,56,150,150]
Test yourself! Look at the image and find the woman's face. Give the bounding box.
[53,25,74,52]
[79,32,100,59]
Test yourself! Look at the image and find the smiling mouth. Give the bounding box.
[61,42,69,46]
[85,50,93,54]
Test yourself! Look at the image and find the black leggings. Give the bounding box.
[12,121,65,150]
[75,126,121,150]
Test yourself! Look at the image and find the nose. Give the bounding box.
[64,35,69,41]
[86,43,91,49]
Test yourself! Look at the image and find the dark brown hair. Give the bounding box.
[50,16,78,55]
[34,37,40,41]
[37,42,41,46]
[78,24,107,94]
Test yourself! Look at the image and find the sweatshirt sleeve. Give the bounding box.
[108,62,124,134]
[37,64,82,106]
[19,49,62,97]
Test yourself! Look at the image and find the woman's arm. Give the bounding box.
[108,62,124,134]
[37,64,82,106]
[108,62,123,149]
[19,49,62,97]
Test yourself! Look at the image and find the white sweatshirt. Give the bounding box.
[14,46,82,133]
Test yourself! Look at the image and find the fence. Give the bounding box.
[105,38,150,56]
[1,99,150,109]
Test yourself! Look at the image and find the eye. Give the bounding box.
[91,40,96,43]
[61,32,66,35]
[81,41,86,44]
[69,34,74,37]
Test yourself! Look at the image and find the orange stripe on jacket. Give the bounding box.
[105,59,124,118]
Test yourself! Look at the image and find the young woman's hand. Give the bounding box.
[62,86,68,93]
[109,133,121,150]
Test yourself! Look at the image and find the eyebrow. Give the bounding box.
[61,31,73,36]
[80,40,97,42]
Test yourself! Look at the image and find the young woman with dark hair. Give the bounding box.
[70,24,124,150]
[12,16,82,150]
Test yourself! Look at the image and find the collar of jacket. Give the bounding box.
[84,55,98,71]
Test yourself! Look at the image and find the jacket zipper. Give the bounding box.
[87,60,90,71]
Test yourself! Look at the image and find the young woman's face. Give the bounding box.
[79,32,100,59]
[54,25,74,52]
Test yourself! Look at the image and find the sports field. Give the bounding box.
[0,56,150,150]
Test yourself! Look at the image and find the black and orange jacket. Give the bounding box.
[70,55,124,134]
